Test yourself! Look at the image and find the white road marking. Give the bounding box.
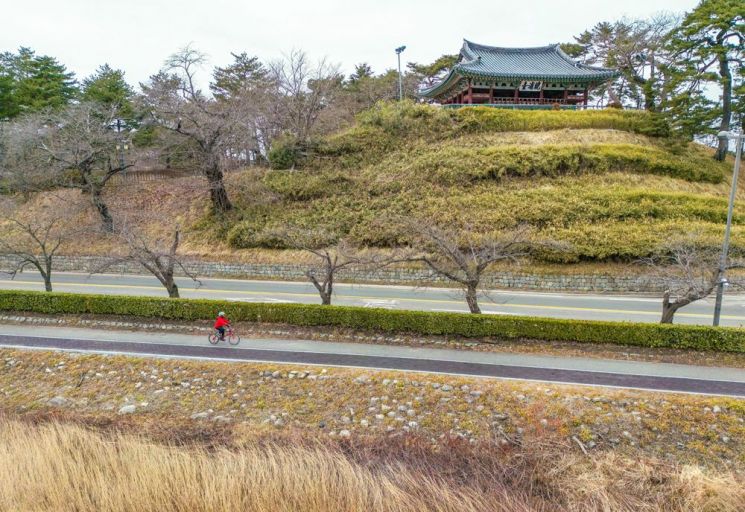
[433,308,517,316]
[226,297,296,303]
[362,299,399,309]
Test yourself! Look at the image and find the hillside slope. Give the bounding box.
[221,103,738,263]
[4,103,739,269]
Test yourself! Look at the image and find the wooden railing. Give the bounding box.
[441,103,636,111]
[454,96,586,105]
[110,168,202,184]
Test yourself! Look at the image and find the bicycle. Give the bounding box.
[208,326,241,346]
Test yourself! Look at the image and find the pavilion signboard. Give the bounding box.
[519,80,543,91]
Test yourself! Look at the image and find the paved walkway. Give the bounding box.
[1,324,744,396]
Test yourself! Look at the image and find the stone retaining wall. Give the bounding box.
[0,255,664,293]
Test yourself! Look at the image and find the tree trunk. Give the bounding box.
[160,272,180,298]
[322,271,333,305]
[643,55,656,111]
[715,50,732,162]
[43,258,53,292]
[660,303,678,324]
[167,282,180,298]
[205,161,233,213]
[91,186,114,233]
[660,290,687,324]
[306,270,332,305]
[465,284,481,314]
[320,291,331,305]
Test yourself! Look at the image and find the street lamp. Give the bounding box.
[395,45,406,101]
[713,130,744,326]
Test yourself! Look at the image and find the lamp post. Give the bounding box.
[713,130,744,326]
[395,45,406,101]
[115,118,127,171]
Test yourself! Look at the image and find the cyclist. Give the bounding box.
[214,311,230,341]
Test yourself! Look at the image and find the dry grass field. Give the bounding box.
[1,345,745,511]
[1,417,743,512]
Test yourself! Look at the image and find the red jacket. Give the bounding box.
[214,317,230,329]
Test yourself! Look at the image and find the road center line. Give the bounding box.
[2,279,745,321]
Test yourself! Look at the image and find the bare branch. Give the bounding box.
[401,219,534,314]
[637,235,739,323]
[91,218,200,298]
[267,227,395,305]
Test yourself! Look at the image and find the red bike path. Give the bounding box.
[1,332,744,397]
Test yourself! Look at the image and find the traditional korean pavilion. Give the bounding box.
[421,40,619,107]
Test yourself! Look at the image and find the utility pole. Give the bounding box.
[115,118,127,171]
[713,130,744,326]
[395,46,406,101]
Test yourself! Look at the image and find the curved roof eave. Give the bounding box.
[419,68,463,97]
[420,39,621,98]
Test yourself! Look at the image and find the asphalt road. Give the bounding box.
[2,271,745,327]
[1,325,744,396]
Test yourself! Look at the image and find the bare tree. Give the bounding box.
[405,221,532,314]
[0,118,51,199]
[94,221,199,298]
[0,103,132,231]
[0,196,88,292]
[272,228,392,305]
[0,217,63,292]
[640,241,744,324]
[141,46,256,213]
[269,50,344,141]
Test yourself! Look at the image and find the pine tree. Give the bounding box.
[6,47,77,114]
[81,64,135,119]
[210,52,268,100]
[349,63,373,83]
[665,0,744,160]
[0,63,16,119]
[407,55,458,89]
[566,16,678,110]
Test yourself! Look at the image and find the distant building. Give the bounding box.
[420,40,618,108]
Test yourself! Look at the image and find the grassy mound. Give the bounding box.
[8,102,731,267]
[217,102,736,263]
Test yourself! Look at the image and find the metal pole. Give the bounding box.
[397,52,402,101]
[395,46,406,101]
[713,132,744,326]
[116,119,126,170]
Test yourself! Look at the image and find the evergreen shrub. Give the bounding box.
[2,290,743,353]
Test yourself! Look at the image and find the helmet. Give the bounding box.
[218,311,225,317]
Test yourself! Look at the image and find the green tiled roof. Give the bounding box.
[421,40,619,98]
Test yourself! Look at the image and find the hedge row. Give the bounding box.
[1,290,744,353]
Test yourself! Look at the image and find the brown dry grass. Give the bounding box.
[0,418,527,512]
[1,418,743,512]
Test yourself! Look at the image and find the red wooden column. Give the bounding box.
[563,88,569,104]
[513,87,519,103]
[539,87,544,103]
[583,87,588,106]
[489,84,494,104]
[466,79,473,104]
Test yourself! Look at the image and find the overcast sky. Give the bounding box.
[2,0,699,88]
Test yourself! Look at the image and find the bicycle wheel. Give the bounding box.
[228,333,241,346]
[208,332,220,345]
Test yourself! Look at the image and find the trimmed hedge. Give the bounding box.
[1,290,744,353]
